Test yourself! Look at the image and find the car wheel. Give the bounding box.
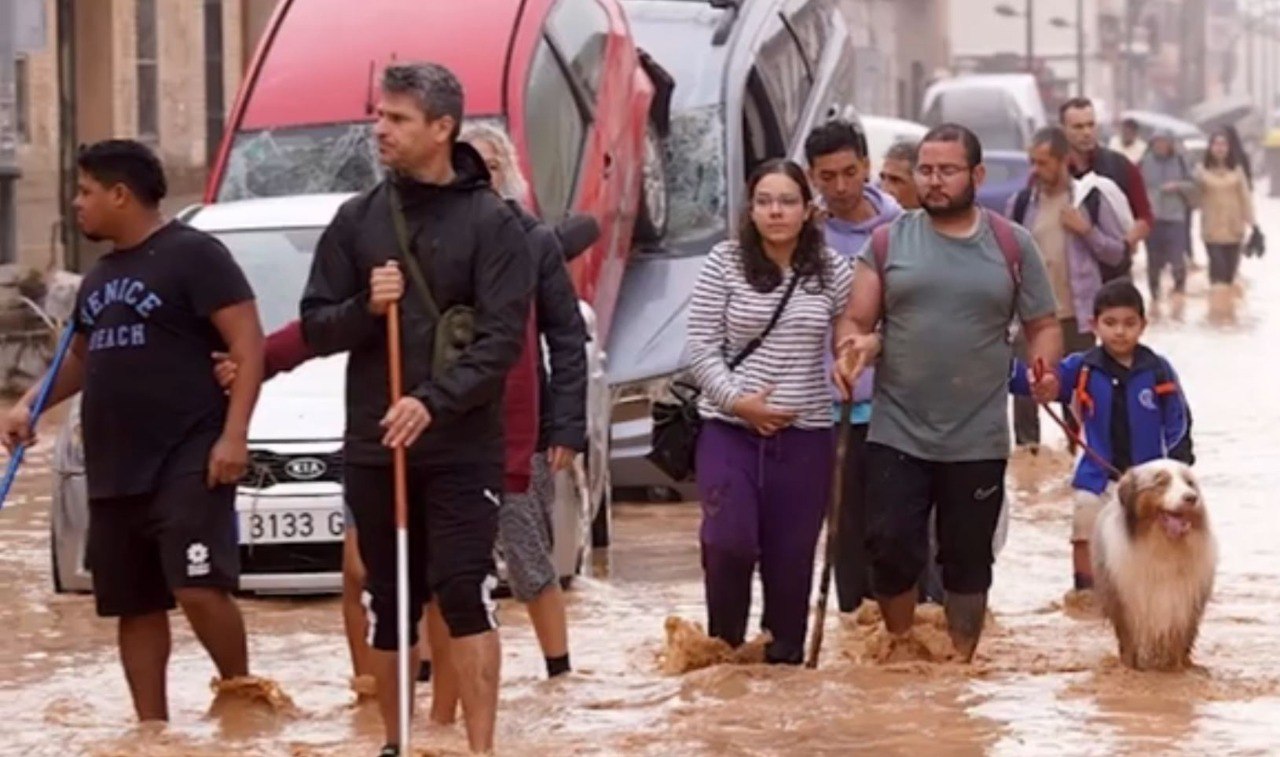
[632,121,668,243]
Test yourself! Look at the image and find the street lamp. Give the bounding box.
[994,2,1034,73]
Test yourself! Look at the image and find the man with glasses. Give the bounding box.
[833,124,1063,662]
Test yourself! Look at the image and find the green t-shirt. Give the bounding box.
[856,210,1057,462]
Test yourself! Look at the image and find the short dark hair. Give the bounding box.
[382,62,465,140]
[1031,126,1070,159]
[76,139,168,207]
[1058,97,1094,122]
[804,119,867,164]
[1121,117,1139,130]
[884,140,918,168]
[919,123,982,167]
[1093,279,1145,319]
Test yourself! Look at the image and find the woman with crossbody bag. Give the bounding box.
[685,159,854,664]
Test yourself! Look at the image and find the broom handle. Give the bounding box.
[386,302,411,751]
[1,322,77,510]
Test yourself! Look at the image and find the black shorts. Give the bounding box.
[345,460,502,650]
[87,475,239,618]
[864,443,1006,596]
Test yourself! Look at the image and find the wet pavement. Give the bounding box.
[4,204,1280,755]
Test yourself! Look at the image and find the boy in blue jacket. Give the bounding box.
[1010,280,1194,591]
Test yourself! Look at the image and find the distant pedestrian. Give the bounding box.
[879,141,922,210]
[1108,117,1148,165]
[3,139,265,721]
[686,159,853,664]
[1139,130,1196,313]
[1195,129,1255,315]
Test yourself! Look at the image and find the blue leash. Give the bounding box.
[0,323,76,510]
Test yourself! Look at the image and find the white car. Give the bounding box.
[50,193,609,595]
[858,115,928,178]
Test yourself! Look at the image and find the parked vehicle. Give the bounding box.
[976,149,1031,216]
[50,196,609,595]
[921,73,1048,152]
[859,115,928,177]
[608,0,866,494]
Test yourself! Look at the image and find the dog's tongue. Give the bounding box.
[1160,512,1191,538]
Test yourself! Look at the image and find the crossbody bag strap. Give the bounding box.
[726,271,801,371]
[386,182,441,320]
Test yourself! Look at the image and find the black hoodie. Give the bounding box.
[504,199,588,452]
[300,143,534,466]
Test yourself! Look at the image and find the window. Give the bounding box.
[545,0,611,99]
[742,69,786,177]
[753,19,812,144]
[15,56,30,144]
[136,0,158,143]
[203,0,225,166]
[524,39,587,222]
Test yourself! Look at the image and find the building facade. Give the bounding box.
[11,0,277,270]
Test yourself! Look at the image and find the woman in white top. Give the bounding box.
[685,158,853,664]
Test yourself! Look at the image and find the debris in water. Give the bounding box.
[209,675,299,718]
[841,601,1000,665]
[659,616,771,674]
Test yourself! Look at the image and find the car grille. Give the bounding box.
[240,542,343,574]
[242,449,344,489]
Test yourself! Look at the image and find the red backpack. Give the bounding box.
[869,209,1024,326]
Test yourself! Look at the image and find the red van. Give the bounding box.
[206,0,670,342]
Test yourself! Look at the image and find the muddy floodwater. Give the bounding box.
[5,217,1280,755]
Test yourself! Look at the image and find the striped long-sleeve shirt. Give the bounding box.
[686,241,853,429]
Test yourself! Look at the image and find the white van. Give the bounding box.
[921,73,1048,152]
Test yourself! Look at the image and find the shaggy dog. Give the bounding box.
[1092,459,1217,671]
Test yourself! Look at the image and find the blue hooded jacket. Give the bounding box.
[822,184,901,423]
[1010,344,1194,494]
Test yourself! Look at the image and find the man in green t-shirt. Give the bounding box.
[833,124,1064,661]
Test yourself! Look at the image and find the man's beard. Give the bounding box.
[922,182,976,219]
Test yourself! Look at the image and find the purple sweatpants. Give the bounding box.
[695,419,833,660]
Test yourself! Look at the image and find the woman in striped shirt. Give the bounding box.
[686,158,854,664]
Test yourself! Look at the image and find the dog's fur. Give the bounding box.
[1091,460,1218,671]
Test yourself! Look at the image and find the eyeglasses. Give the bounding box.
[752,194,805,210]
[913,164,971,180]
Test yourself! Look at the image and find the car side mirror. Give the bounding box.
[556,214,601,262]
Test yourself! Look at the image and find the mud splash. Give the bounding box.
[657,616,770,674]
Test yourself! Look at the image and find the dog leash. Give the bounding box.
[1033,358,1123,479]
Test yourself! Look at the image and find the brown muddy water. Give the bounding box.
[3,232,1280,755]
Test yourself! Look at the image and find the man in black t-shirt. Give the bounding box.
[2,140,265,722]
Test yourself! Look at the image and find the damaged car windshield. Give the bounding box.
[215,118,507,202]
[661,104,727,243]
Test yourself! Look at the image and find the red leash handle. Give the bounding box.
[1031,356,1122,479]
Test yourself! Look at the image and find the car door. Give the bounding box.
[527,0,634,340]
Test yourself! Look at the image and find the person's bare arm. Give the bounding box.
[1021,314,1064,402]
[21,334,88,410]
[835,259,882,347]
[207,301,265,486]
[2,334,88,451]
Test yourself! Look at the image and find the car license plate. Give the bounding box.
[240,509,344,544]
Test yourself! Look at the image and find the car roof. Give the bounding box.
[239,0,551,130]
[622,0,730,110]
[1120,110,1204,138]
[185,194,355,232]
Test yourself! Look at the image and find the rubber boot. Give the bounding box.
[944,591,988,663]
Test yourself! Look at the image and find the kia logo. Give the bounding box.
[284,457,327,481]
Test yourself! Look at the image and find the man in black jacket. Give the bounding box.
[300,62,533,756]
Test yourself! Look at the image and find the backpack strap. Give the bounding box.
[870,221,890,313]
[1082,187,1102,225]
[985,209,1023,292]
[1011,187,1032,226]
